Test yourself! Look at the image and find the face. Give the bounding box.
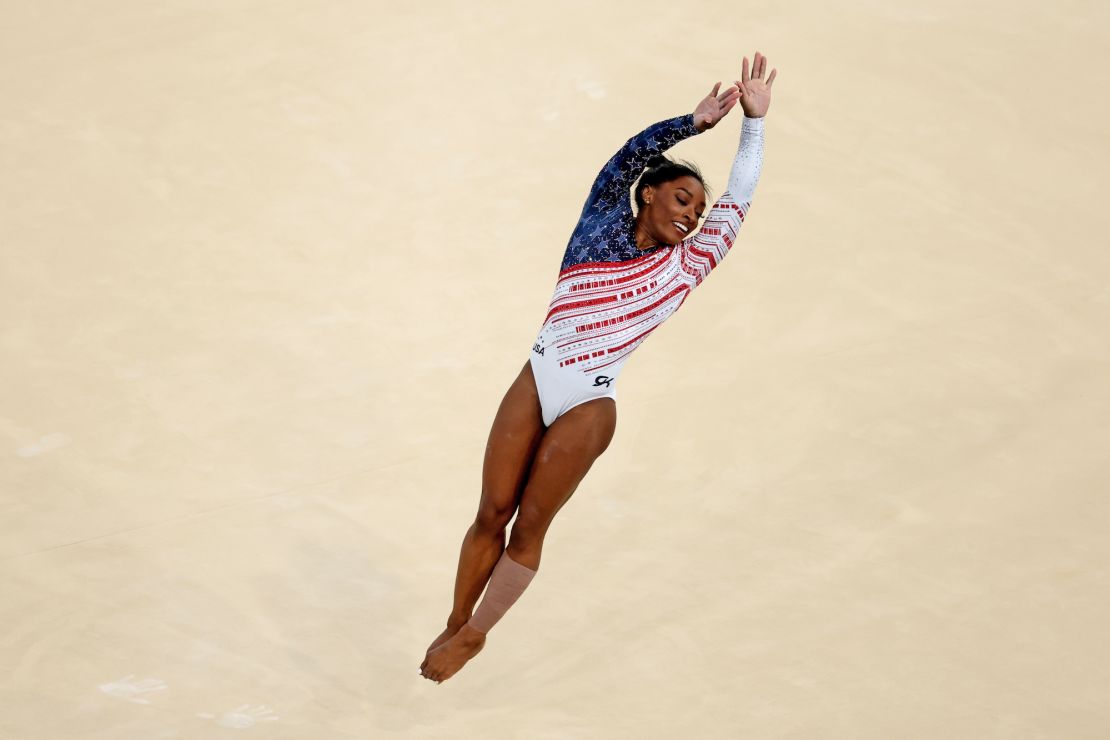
[639,176,707,246]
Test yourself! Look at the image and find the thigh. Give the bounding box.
[514,397,617,533]
[478,360,547,521]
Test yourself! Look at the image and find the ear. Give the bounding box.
[641,184,656,207]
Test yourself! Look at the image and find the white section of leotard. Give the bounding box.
[728,116,764,202]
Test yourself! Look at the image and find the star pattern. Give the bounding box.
[559,114,701,273]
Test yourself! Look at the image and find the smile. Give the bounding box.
[672,222,689,234]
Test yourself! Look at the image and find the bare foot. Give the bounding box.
[420,624,486,683]
[421,621,465,673]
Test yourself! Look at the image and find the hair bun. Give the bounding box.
[645,154,670,170]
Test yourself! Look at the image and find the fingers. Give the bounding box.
[710,81,721,97]
[715,93,740,119]
[741,52,777,87]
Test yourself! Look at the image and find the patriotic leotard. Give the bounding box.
[529,113,765,426]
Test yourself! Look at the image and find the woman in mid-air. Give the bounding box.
[421,52,778,683]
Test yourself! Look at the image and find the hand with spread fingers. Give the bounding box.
[692,81,742,132]
[736,51,778,119]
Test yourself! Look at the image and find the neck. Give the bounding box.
[633,213,658,250]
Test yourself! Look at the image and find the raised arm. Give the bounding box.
[678,52,777,288]
[581,115,700,214]
[580,83,742,214]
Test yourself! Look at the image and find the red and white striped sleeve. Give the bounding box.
[677,115,765,288]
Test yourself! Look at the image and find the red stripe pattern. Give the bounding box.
[538,193,749,373]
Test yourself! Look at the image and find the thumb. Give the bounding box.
[710,81,721,96]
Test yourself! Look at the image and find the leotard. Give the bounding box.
[529,112,765,426]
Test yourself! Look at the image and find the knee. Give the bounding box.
[474,496,516,535]
[507,502,548,548]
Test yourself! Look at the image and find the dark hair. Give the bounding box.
[634,155,710,209]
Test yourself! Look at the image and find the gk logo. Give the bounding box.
[593,375,613,387]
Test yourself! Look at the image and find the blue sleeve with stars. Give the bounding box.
[559,114,701,273]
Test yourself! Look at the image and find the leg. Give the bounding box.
[505,396,617,570]
[422,397,617,682]
[423,360,545,661]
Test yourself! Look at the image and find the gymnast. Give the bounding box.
[421,52,778,683]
